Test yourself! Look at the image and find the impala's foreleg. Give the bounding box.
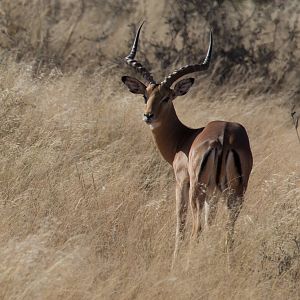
[172,156,189,267]
[173,180,189,265]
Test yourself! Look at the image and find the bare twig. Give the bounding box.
[291,105,300,144]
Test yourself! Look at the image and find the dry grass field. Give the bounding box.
[0,61,299,299]
[0,1,300,299]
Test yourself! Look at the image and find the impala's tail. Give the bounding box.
[225,149,244,193]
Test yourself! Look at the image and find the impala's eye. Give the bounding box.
[143,95,147,103]
[162,97,169,103]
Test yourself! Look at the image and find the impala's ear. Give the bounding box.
[121,76,146,94]
[174,78,195,96]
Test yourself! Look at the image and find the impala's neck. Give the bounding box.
[150,104,194,165]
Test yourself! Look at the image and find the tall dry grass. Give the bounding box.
[0,61,299,299]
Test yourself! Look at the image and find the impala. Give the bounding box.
[121,23,253,264]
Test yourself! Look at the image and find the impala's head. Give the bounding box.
[121,76,195,128]
[121,23,213,129]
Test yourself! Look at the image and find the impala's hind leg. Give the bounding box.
[190,146,218,238]
[189,183,206,239]
[204,192,219,228]
[226,192,243,252]
[225,150,244,253]
[186,182,206,270]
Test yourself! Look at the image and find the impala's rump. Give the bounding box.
[195,121,252,193]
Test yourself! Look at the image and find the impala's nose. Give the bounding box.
[143,113,154,123]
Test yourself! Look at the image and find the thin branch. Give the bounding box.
[291,105,300,144]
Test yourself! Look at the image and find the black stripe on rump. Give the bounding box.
[231,149,243,184]
[199,148,213,177]
[215,150,223,190]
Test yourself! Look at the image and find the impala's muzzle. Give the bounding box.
[143,113,154,123]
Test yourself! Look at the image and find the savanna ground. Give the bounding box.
[0,1,300,299]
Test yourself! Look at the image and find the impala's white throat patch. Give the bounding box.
[149,121,161,130]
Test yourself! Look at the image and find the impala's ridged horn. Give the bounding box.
[125,22,156,84]
[161,30,213,89]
